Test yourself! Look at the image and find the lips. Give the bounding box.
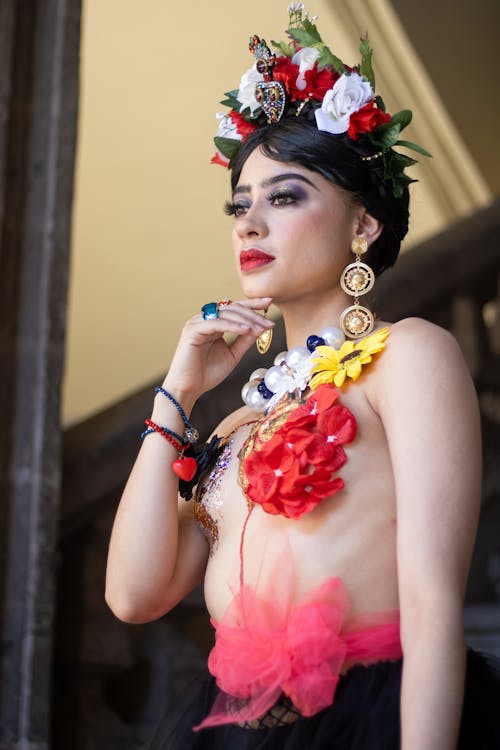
[239,248,275,271]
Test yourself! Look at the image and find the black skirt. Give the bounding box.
[144,650,500,749]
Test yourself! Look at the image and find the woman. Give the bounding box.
[105,6,498,748]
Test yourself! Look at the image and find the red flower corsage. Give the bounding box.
[273,57,301,101]
[273,57,337,103]
[240,384,356,519]
[347,101,392,140]
[299,65,337,102]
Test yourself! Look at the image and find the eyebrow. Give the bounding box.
[233,172,319,196]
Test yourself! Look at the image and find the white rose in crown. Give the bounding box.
[291,46,320,90]
[315,72,374,134]
[237,63,264,115]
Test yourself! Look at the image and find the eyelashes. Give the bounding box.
[268,188,300,206]
[224,188,301,217]
[224,200,245,217]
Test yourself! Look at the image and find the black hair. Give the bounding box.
[229,118,409,276]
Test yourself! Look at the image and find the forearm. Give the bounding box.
[105,300,271,621]
[105,386,196,621]
[401,609,466,750]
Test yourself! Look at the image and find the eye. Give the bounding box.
[268,189,298,206]
[224,200,249,217]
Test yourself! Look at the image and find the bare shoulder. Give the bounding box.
[373,316,475,406]
[387,317,460,355]
[380,317,467,377]
[211,404,258,440]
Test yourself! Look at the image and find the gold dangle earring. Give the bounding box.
[256,308,273,354]
[339,237,375,339]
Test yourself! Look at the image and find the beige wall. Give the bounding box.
[63,0,490,425]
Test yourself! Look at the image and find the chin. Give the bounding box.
[239,276,276,300]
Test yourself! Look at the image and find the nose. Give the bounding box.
[234,201,269,240]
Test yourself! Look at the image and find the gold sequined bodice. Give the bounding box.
[194,437,233,552]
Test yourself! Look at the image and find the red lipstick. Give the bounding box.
[240,248,275,271]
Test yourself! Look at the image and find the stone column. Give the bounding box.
[0,1,81,747]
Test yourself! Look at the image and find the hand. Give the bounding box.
[162,298,274,410]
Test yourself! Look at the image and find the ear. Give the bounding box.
[353,209,383,248]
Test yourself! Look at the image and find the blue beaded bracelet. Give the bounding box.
[140,424,185,443]
[154,387,199,443]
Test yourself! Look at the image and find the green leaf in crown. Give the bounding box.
[317,45,346,73]
[395,140,432,158]
[220,90,242,110]
[359,34,375,88]
[391,109,413,130]
[214,136,242,161]
[271,39,294,57]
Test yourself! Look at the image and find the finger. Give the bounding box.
[227,330,261,365]
[232,297,273,311]
[196,303,273,332]
[186,311,249,330]
[196,298,272,326]
[187,316,254,343]
[219,307,274,332]
[221,301,275,326]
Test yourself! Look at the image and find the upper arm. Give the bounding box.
[160,405,255,614]
[155,496,208,614]
[374,319,481,617]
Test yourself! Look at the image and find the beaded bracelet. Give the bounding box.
[155,387,199,444]
[141,421,185,444]
[143,419,197,481]
[142,419,185,450]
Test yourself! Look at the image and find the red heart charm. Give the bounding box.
[172,457,197,481]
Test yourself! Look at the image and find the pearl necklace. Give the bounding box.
[241,325,346,413]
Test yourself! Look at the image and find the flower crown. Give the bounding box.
[212,3,430,198]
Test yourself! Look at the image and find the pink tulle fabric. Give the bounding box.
[195,575,401,729]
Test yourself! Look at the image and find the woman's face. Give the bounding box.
[229,147,365,305]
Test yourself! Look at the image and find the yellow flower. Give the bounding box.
[309,327,390,389]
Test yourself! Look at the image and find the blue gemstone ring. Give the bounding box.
[201,302,219,320]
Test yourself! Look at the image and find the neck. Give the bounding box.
[278,287,352,349]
